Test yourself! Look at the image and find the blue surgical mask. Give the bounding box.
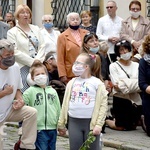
[43,23,53,29]
[89,46,99,54]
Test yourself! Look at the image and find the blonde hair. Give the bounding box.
[30,60,47,78]
[80,10,92,18]
[14,4,32,20]
[99,41,109,53]
[79,53,103,81]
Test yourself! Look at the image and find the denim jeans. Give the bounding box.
[35,129,57,150]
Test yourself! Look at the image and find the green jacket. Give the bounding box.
[23,85,61,130]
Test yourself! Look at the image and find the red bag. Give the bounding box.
[14,139,21,150]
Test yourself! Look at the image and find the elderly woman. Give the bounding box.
[40,14,60,58]
[106,40,142,131]
[120,0,150,62]
[57,12,88,84]
[7,4,45,92]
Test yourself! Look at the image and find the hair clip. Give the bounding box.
[116,40,126,46]
[89,54,96,60]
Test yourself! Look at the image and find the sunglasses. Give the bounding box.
[116,40,127,46]
[106,6,114,9]
[130,8,140,11]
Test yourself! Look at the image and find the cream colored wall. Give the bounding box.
[32,0,44,27]
[44,0,52,14]
[15,0,53,27]
[16,0,27,5]
[100,0,147,20]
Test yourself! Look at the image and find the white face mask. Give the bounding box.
[89,46,99,54]
[34,74,48,86]
[120,52,132,60]
[72,64,86,76]
[130,11,141,19]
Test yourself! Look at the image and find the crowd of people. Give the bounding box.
[0,0,150,150]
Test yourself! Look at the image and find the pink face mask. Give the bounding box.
[72,64,86,76]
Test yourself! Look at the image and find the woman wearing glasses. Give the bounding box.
[120,0,150,62]
[106,40,142,131]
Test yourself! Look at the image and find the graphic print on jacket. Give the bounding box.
[34,92,56,106]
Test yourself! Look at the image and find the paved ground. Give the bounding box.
[1,96,150,150]
[1,122,150,150]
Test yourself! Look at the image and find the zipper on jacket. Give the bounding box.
[44,88,47,129]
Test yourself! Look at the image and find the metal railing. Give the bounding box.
[51,0,92,32]
[0,0,15,18]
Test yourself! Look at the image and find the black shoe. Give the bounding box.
[101,123,106,133]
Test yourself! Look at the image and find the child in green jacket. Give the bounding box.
[23,60,61,150]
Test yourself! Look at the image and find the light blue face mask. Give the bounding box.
[89,46,99,54]
[43,22,53,29]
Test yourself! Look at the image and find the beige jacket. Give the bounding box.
[113,78,142,105]
[7,24,45,68]
[120,15,150,44]
[58,77,108,130]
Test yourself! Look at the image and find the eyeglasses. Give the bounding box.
[106,6,114,9]
[0,46,4,50]
[116,40,127,46]
[47,55,55,60]
[130,8,140,11]
[73,61,85,65]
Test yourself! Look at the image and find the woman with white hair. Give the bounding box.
[41,14,60,58]
[57,12,88,84]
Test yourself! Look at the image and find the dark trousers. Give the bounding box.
[142,99,150,135]
[113,96,142,130]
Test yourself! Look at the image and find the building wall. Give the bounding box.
[15,0,147,27]
[15,0,52,27]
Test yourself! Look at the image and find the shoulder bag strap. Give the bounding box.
[116,61,130,78]
[16,26,37,51]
